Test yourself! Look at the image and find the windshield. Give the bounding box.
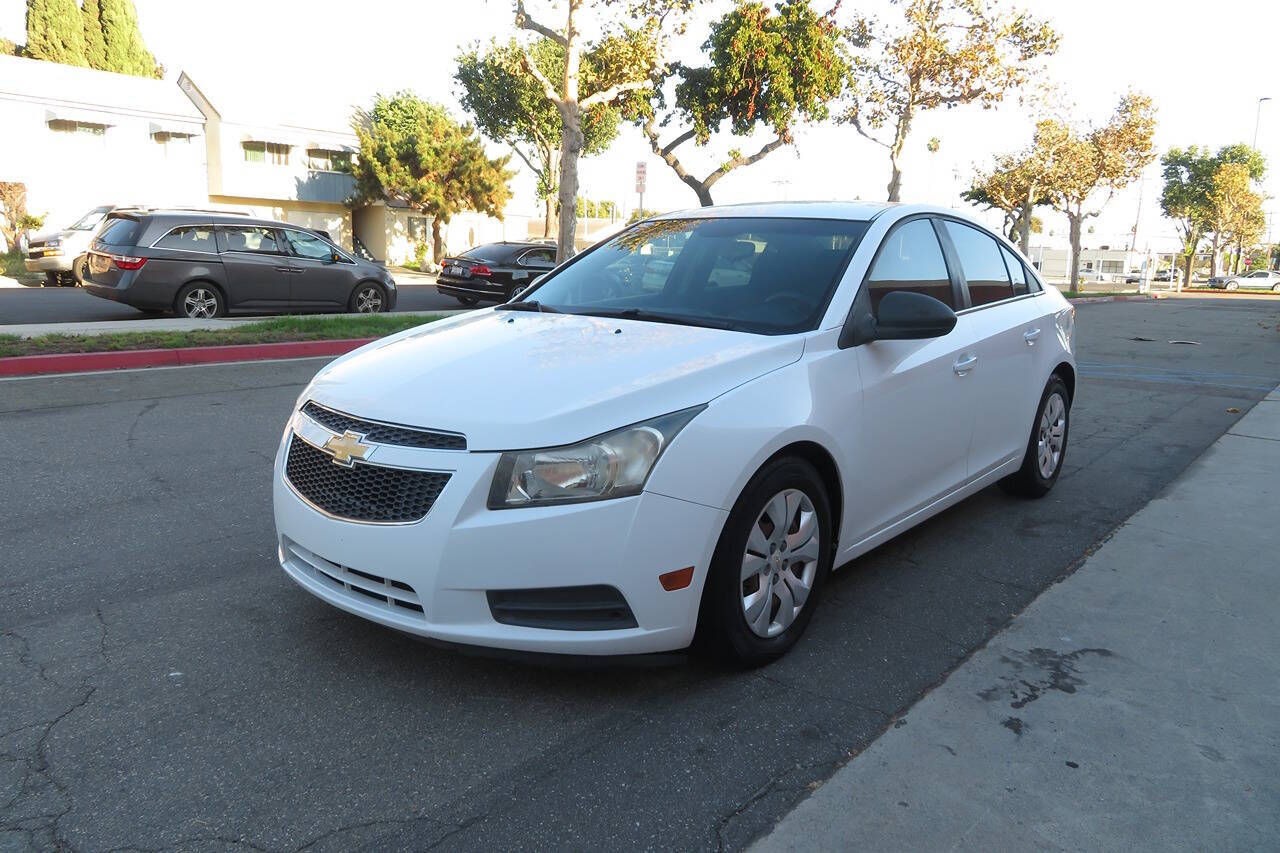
[68,207,111,231]
[521,217,869,334]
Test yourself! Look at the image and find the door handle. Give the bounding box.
[275,266,293,273]
[953,353,978,375]
[1023,327,1042,345]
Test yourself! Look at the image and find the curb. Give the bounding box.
[0,337,374,378]
[1066,294,1157,304]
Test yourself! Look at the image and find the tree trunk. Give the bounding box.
[1209,232,1220,278]
[1018,199,1033,254]
[1182,252,1193,291]
[886,155,904,203]
[431,217,443,265]
[694,184,713,207]
[554,4,583,264]
[543,196,552,238]
[885,110,913,203]
[1066,210,1083,291]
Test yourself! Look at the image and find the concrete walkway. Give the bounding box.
[0,309,465,339]
[752,387,1280,852]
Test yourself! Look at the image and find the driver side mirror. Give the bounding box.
[844,290,957,347]
[329,250,341,264]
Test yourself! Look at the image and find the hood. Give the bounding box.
[306,310,804,450]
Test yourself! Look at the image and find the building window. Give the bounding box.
[48,119,107,137]
[408,216,430,241]
[306,148,352,172]
[243,141,290,165]
[1100,260,1124,274]
[154,131,195,158]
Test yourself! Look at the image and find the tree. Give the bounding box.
[510,0,692,260]
[455,38,620,238]
[629,0,846,207]
[0,182,45,254]
[350,92,514,263]
[962,118,1068,253]
[841,0,1058,202]
[0,38,19,56]
[81,0,107,70]
[25,0,88,67]
[1042,93,1157,288]
[100,0,158,77]
[1160,146,1216,292]
[1203,144,1266,275]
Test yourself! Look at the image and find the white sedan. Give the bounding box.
[1219,269,1280,291]
[273,202,1076,665]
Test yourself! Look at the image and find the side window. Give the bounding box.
[520,248,555,266]
[864,219,954,316]
[943,221,1015,307]
[154,226,217,253]
[219,226,282,254]
[1000,246,1030,296]
[283,229,334,261]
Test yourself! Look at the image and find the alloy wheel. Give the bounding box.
[1037,391,1067,478]
[740,488,820,638]
[182,288,220,319]
[355,286,384,313]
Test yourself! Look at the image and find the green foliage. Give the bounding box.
[455,38,620,202]
[99,0,158,77]
[350,92,513,259]
[80,0,107,69]
[574,198,619,218]
[1160,144,1265,264]
[414,241,429,267]
[627,207,659,223]
[25,0,88,67]
[0,37,18,56]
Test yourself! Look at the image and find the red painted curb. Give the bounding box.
[0,338,375,378]
[1066,294,1156,304]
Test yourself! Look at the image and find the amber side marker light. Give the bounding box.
[659,566,695,591]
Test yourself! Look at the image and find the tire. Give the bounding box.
[43,272,60,288]
[1271,284,1280,293]
[1225,280,1238,291]
[350,282,387,313]
[456,295,479,307]
[1000,375,1071,498]
[697,456,834,666]
[174,282,225,319]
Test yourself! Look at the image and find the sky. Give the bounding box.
[3,0,1278,252]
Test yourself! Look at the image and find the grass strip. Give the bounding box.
[0,313,441,358]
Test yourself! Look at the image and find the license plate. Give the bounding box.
[89,254,110,274]
[446,265,463,276]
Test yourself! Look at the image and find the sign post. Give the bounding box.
[635,162,647,216]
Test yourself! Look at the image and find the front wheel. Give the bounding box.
[1225,280,1239,291]
[698,456,833,666]
[1000,375,1070,498]
[174,283,224,319]
[350,282,387,313]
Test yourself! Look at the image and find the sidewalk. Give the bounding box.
[752,388,1280,851]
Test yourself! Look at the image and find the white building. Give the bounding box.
[0,54,526,264]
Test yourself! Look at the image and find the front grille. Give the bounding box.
[301,401,465,450]
[283,539,426,618]
[487,585,638,631]
[285,434,450,523]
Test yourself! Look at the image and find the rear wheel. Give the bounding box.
[1225,280,1239,291]
[1000,375,1070,498]
[698,456,833,666]
[1272,283,1280,293]
[174,283,225,319]
[350,282,387,313]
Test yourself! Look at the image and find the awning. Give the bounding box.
[45,107,116,127]
[240,130,306,147]
[149,121,201,138]
[305,139,358,153]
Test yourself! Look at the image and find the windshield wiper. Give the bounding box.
[495,300,562,314]
[576,307,739,331]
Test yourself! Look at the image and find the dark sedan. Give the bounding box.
[436,241,557,306]
[82,211,397,318]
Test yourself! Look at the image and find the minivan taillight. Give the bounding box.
[470,264,492,277]
[111,255,147,271]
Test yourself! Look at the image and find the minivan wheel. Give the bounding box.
[698,456,833,667]
[175,283,225,319]
[999,375,1071,498]
[351,283,387,313]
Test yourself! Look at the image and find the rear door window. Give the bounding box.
[864,219,954,316]
[519,247,556,267]
[1000,246,1031,296]
[942,221,1015,307]
[218,226,284,254]
[95,217,142,247]
[154,225,217,253]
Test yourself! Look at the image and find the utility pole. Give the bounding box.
[1129,172,1145,252]
[1253,97,1272,149]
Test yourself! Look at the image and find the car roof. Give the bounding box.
[649,200,988,227]
[114,210,303,230]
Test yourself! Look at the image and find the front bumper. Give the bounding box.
[273,413,727,656]
[24,254,72,273]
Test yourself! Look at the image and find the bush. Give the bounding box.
[414,240,428,267]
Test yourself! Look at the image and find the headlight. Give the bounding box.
[487,406,704,509]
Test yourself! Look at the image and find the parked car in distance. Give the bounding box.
[81,211,397,318]
[24,204,121,286]
[436,241,557,306]
[1216,269,1280,291]
[1152,269,1178,282]
[274,202,1076,665]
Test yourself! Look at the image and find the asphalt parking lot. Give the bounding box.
[0,282,460,324]
[2,298,1278,852]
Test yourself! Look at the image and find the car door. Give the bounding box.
[280,228,354,309]
[215,225,292,309]
[846,217,981,539]
[937,219,1044,480]
[509,247,556,298]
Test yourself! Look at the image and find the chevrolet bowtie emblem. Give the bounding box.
[321,430,372,467]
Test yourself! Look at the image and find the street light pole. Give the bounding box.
[1253,97,1272,149]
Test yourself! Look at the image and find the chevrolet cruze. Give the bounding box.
[273,202,1075,665]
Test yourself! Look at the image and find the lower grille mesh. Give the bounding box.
[285,434,450,523]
